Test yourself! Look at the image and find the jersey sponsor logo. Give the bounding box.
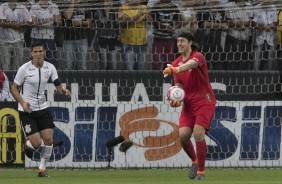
[193,58,198,62]
[205,93,211,102]
[27,75,34,77]
[25,124,31,134]
[178,62,183,66]
[44,70,50,79]
[29,68,35,71]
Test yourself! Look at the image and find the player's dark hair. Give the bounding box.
[31,42,46,50]
[177,31,200,51]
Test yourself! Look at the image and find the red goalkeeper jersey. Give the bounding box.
[172,51,216,107]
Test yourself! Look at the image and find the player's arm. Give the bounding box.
[53,78,71,96]
[163,59,198,77]
[10,82,31,113]
[118,6,138,22]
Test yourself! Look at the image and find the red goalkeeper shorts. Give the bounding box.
[179,104,215,132]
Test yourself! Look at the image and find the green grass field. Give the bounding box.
[1,168,282,184]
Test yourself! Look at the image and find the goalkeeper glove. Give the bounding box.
[170,100,182,107]
[163,64,180,77]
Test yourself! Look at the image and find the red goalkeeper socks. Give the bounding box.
[196,139,207,172]
[182,140,197,162]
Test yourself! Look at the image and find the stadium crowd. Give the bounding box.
[0,0,281,71]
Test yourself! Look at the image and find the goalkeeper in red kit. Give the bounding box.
[163,31,216,180]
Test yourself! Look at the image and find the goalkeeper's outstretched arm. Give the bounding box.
[163,59,198,77]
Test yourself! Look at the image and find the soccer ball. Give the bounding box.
[167,86,185,102]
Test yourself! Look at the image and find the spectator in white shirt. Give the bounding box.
[0,0,32,71]
[225,0,253,70]
[194,0,228,70]
[29,0,62,68]
[252,0,277,70]
[176,0,203,35]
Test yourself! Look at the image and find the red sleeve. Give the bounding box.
[191,52,205,67]
[171,57,179,67]
[174,76,181,84]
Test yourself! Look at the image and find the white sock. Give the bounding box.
[39,145,53,170]
[40,139,44,147]
[26,139,45,150]
[26,140,35,150]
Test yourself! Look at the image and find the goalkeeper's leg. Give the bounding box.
[179,127,198,179]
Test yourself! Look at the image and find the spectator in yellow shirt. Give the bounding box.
[118,0,151,70]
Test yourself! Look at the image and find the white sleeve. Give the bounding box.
[50,64,59,82]
[14,66,26,86]
[225,10,232,19]
[247,6,254,19]
[0,4,6,20]
[224,3,235,19]
[252,10,258,22]
[271,8,277,23]
[29,5,37,17]
[147,0,159,8]
[15,5,32,22]
[51,4,60,16]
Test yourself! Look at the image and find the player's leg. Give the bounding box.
[179,111,198,179]
[25,134,42,148]
[19,111,41,158]
[179,128,195,160]
[179,127,198,179]
[40,139,64,147]
[37,108,55,177]
[38,128,54,177]
[25,135,63,159]
[25,133,43,157]
[193,104,216,180]
[193,124,206,180]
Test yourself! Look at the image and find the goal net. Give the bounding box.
[1,70,282,168]
[0,0,282,169]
